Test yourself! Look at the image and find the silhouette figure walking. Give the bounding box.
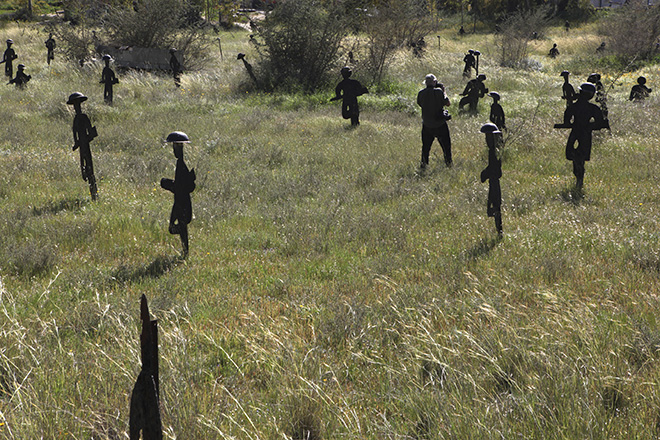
[45,33,55,65]
[480,123,503,236]
[67,92,98,200]
[2,39,17,78]
[463,49,476,77]
[161,131,196,257]
[488,92,505,131]
[100,54,118,104]
[555,83,606,190]
[169,48,182,88]
[331,66,368,126]
[560,71,576,108]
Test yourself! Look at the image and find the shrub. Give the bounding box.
[360,0,436,84]
[600,0,660,61]
[495,7,551,69]
[252,0,352,92]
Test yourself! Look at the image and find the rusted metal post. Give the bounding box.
[129,294,163,440]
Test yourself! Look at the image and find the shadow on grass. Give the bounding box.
[32,198,88,216]
[559,186,584,206]
[465,235,502,261]
[112,254,183,283]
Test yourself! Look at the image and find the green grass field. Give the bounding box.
[1,17,660,439]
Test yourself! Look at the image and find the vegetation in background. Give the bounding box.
[1,9,660,440]
[600,0,660,62]
[496,6,551,69]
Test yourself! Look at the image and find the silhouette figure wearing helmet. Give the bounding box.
[417,74,452,169]
[330,66,368,126]
[100,54,118,104]
[555,83,606,191]
[67,92,98,200]
[629,76,652,101]
[459,74,488,113]
[560,71,576,108]
[2,39,17,78]
[8,63,30,88]
[463,49,476,77]
[480,123,503,236]
[161,131,196,257]
[45,33,55,65]
[488,92,505,131]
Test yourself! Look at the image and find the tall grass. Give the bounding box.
[1,18,660,439]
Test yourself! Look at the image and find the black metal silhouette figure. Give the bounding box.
[488,92,505,131]
[549,43,559,58]
[8,63,30,88]
[161,131,196,257]
[237,52,259,88]
[417,74,452,169]
[480,123,503,236]
[169,48,182,88]
[330,66,368,127]
[463,49,476,77]
[459,74,488,113]
[587,72,609,125]
[459,26,465,35]
[629,76,651,101]
[129,294,163,440]
[596,42,606,53]
[2,39,17,78]
[554,82,606,191]
[67,92,98,201]
[100,54,118,104]
[565,20,570,32]
[45,33,55,65]
[560,70,576,108]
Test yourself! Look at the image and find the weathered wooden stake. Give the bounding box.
[129,294,163,440]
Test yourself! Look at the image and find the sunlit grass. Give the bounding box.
[1,16,660,439]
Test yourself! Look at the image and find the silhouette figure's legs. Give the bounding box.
[180,224,189,257]
[573,160,585,190]
[104,84,113,104]
[458,96,470,110]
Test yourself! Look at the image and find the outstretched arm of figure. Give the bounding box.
[160,178,175,192]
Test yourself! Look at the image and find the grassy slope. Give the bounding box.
[1,18,660,439]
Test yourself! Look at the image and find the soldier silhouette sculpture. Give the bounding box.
[463,49,476,77]
[2,39,17,78]
[587,72,609,126]
[629,76,652,101]
[129,294,163,440]
[67,92,98,201]
[488,92,505,131]
[161,131,196,257]
[548,43,559,58]
[417,74,452,169]
[100,54,118,104]
[8,63,30,88]
[459,74,488,113]
[330,66,368,126]
[169,48,182,88]
[45,33,55,65]
[554,82,606,191]
[560,71,576,108]
[480,123,503,236]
